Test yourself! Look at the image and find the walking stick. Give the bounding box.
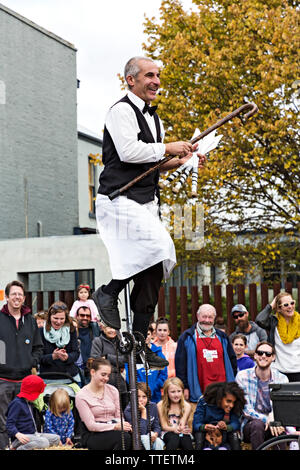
[108,102,258,201]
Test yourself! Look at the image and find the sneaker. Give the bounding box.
[92,285,121,330]
[144,345,169,370]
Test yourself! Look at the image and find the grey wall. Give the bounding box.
[0,5,78,239]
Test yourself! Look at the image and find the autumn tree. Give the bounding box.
[142,0,299,283]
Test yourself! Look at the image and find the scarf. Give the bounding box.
[43,324,70,348]
[276,311,300,344]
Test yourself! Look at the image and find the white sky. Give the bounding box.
[1,0,194,136]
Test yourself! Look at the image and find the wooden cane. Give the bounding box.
[108,102,258,201]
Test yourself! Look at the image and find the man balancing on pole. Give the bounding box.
[93,56,206,369]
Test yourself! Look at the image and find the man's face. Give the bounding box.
[232,310,249,330]
[197,308,216,332]
[77,308,91,327]
[127,59,160,103]
[254,344,275,370]
[6,286,25,312]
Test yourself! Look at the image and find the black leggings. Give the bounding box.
[104,262,164,338]
[163,432,194,450]
[84,430,132,450]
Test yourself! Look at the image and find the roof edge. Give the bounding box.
[0,3,77,51]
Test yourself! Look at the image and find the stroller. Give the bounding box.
[33,372,83,447]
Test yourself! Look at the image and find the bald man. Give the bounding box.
[175,304,237,403]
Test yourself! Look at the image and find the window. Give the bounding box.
[88,157,96,214]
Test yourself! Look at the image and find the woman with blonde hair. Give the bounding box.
[157,377,193,450]
[256,291,300,381]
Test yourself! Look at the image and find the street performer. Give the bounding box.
[93,56,206,369]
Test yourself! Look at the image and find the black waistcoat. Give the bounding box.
[98,95,162,204]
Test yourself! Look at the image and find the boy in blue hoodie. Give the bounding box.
[6,375,60,450]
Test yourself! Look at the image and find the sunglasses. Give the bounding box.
[50,304,68,313]
[232,312,246,319]
[279,301,295,308]
[256,350,273,357]
[78,313,91,318]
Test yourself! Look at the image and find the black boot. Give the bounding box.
[143,345,169,370]
[92,285,121,330]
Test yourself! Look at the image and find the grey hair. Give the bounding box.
[197,304,217,317]
[124,56,156,87]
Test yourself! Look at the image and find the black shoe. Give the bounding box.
[92,285,121,330]
[144,345,169,370]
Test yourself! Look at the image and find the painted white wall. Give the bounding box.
[0,234,111,308]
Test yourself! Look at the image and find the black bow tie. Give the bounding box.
[142,103,158,116]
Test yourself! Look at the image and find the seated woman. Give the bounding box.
[75,357,132,450]
[193,381,246,450]
[39,301,80,384]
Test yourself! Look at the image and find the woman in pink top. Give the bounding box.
[154,317,177,378]
[75,357,132,450]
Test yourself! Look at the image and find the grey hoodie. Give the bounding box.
[229,321,267,350]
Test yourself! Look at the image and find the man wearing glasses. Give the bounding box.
[76,306,100,385]
[0,280,43,449]
[229,304,267,358]
[235,341,288,449]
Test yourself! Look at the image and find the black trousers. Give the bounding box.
[83,430,132,450]
[163,432,194,450]
[105,262,164,338]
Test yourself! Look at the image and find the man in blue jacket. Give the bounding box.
[175,304,237,404]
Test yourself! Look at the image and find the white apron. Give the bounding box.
[96,194,176,280]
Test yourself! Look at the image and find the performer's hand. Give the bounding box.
[165,141,193,158]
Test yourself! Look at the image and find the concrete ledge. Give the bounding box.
[0,234,111,307]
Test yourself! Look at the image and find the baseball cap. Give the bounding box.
[231,304,248,316]
[17,375,45,401]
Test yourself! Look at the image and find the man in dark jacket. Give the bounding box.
[0,280,43,449]
[76,306,100,384]
[175,304,237,404]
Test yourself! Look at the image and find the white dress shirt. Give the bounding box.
[96,91,176,280]
[105,90,166,164]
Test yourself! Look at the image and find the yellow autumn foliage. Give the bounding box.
[140,0,299,282]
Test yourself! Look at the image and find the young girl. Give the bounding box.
[44,388,75,446]
[124,382,164,450]
[69,284,100,322]
[153,317,177,378]
[157,377,193,450]
[193,381,246,450]
[232,334,255,371]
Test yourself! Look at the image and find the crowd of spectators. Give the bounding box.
[0,279,299,451]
